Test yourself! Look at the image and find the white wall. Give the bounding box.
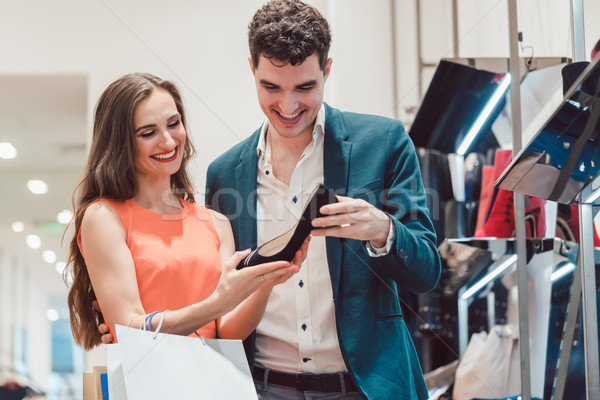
[1,0,597,189]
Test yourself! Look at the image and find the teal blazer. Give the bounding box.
[206,103,441,399]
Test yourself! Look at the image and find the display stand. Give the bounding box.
[506,1,532,398]
[552,229,599,400]
[497,2,600,399]
[552,9,599,397]
[450,237,560,356]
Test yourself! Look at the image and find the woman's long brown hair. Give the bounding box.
[66,73,196,350]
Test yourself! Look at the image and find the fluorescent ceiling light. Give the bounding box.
[26,234,41,249]
[461,254,518,300]
[46,309,59,322]
[57,209,73,224]
[42,250,57,264]
[11,221,25,233]
[55,261,67,275]
[0,142,17,159]
[584,188,600,204]
[550,262,576,282]
[457,74,512,156]
[27,179,48,194]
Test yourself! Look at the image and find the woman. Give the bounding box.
[67,73,303,350]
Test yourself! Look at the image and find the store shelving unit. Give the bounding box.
[498,2,599,399]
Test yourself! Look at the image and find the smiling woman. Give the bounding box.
[66,73,301,351]
[132,88,187,188]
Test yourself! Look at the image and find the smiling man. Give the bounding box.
[205,1,441,398]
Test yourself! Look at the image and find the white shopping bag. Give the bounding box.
[453,325,521,400]
[107,344,127,400]
[106,324,257,399]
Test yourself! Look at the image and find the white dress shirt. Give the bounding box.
[254,105,395,373]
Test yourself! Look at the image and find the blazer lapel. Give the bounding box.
[234,131,260,250]
[323,104,352,300]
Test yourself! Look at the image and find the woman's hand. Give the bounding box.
[212,249,299,314]
[92,300,114,344]
[262,236,311,287]
[214,237,310,339]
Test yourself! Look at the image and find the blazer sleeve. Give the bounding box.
[372,121,441,293]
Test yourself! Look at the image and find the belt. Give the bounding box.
[254,366,359,393]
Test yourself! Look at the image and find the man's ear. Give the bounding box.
[323,58,333,81]
[248,56,255,75]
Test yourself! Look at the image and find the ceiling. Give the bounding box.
[0,74,88,295]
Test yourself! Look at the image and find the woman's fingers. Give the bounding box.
[265,269,295,286]
[242,260,293,278]
[246,260,300,286]
[223,248,252,272]
[98,323,109,334]
[291,236,311,266]
[100,332,114,344]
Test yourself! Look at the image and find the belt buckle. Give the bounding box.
[296,374,323,392]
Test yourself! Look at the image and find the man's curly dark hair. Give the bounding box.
[248,0,332,71]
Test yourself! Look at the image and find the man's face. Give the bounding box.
[251,53,332,141]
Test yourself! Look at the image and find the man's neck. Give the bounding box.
[265,124,315,186]
[267,123,314,154]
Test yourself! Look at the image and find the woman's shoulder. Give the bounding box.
[79,199,127,255]
[82,199,124,227]
[207,208,229,227]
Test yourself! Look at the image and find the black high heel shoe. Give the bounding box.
[237,183,338,269]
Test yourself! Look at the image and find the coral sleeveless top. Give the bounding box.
[80,198,222,339]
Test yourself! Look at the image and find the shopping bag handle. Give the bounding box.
[194,330,207,345]
[153,310,169,339]
[142,312,160,331]
[141,310,171,340]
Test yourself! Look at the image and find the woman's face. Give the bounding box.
[132,88,186,180]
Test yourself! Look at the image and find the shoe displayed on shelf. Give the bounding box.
[556,204,600,247]
[237,183,338,269]
[475,188,546,238]
[475,165,495,233]
[475,148,546,238]
[475,149,513,237]
[475,186,514,238]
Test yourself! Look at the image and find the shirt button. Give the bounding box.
[292,196,297,203]
[302,323,307,331]
[265,170,270,175]
[298,280,304,288]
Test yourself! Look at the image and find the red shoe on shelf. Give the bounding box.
[475,148,546,238]
[556,204,600,247]
[476,149,513,238]
[475,165,495,233]
[475,186,514,237]
[475,190,546,238]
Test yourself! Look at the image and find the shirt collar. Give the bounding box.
[256,104,326,158]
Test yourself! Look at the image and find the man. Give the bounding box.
[205,1,441,398]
